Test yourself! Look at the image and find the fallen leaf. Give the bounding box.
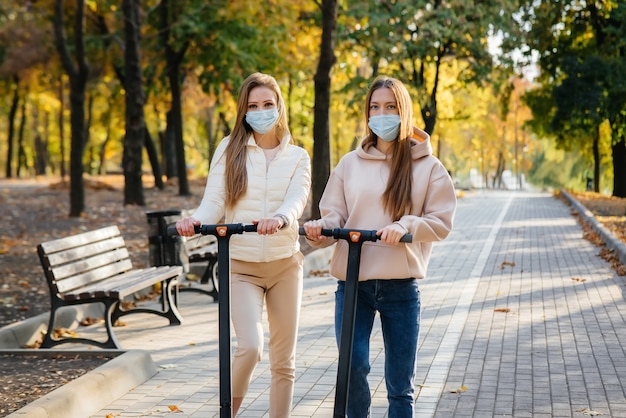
[159,364,178,369]
[500,261,516,269]
[576,407,603,416]
[572,277,587,282]
[80,316,104,326]
[449,385,467,393]
[494,308,511,313]
[120,301,137,310]
[168,405,183,412]
[52,328,77,338]
[185,273,200,282]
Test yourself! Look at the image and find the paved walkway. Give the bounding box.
[18,190,626,417]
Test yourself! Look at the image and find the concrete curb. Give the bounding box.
[560,189,626,265]
[0,304,105,348]
[5,349,157,418]
[303,243,335,278]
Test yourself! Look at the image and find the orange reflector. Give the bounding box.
[349,231,361,242]
[217,226,227,236]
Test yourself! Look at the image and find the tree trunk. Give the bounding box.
[161,112,177,179]
[159,0,190,196]
[169,68,190,195]
[98,119,111,175]
[58,76,66,178]
[84,93,96,174]
[54,0,89,217]
[612,136,626,198]
[17,96,28,177]
[593,128,600,193]
[493,151,504,189]
[95,10,163,188]
[5,76,20,178]
[122,0,146,205]
[311,0,338,219]
[34,109,49,176]
[68,76,88,216]
[144,127,164,189]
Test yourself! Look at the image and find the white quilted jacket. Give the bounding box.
[192,134,311,262]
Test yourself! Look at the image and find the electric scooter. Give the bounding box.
[168,223,257,418]
[299,227,412,418]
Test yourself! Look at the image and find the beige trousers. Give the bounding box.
[230,252,304,418]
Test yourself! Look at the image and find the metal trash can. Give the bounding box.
[146,209,188,271]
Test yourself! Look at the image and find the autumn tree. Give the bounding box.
[122,0,146,205]
[310,0,338,219]
[0,4,53,178]
[520,0,626,195]
[338,0,522,136]
[54,0,89,216]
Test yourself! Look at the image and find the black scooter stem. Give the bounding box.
[298,226,412,417]
[169,223,257,418]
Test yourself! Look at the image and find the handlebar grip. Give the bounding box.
[298,226,334,237]
[243,224,258,233]
[399,234,412,243]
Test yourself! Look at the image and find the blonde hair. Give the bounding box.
[363,76,414,220]
[224,72,290,208]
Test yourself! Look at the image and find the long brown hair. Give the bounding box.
[363,76,414,220]
[224,72,289,208]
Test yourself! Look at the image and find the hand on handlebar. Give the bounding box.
[253,217,284,235]
[176,217,201,237]
[377,223,409,246]
[302,219,327,241]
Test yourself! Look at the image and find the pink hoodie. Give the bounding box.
[310,127,457,281]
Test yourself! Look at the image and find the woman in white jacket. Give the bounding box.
[176,72,311,417]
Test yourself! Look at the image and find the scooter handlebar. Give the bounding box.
[167,223,258,236]
[298,226,412,243]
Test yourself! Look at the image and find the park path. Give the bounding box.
[55,190,626,417]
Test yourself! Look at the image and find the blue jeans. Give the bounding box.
[335,278,420,418]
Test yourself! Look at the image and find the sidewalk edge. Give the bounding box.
[6,349,157,418]
[560,189,626,265]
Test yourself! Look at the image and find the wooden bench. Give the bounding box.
[37,225,183,349]
[179,233,219,301]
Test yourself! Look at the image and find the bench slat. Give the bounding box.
[55,259,134,294]
[64,266,182,301]
[63,267,157,297]
[48,247,130,281]
[44,237,127,267]
[39,225,122,253]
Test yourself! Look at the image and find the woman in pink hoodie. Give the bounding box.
[304,75,456,418]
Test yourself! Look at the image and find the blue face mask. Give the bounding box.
[368,114,401,142]
[246,108,279,134]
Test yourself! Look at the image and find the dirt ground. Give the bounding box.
[0,175,206,416]
[0,181,625,416]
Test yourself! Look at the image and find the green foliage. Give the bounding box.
[520,0,626,193]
